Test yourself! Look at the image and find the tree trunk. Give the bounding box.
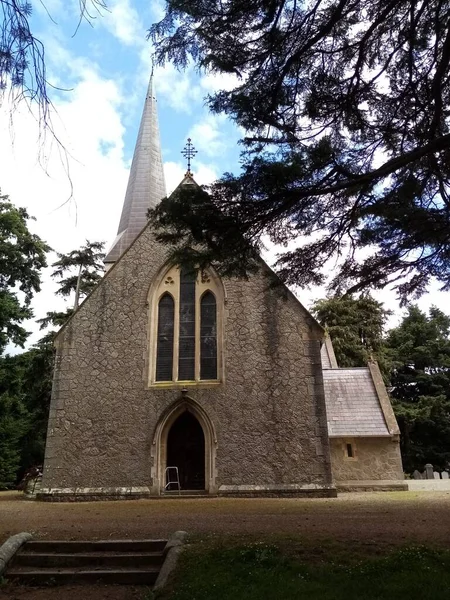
[74,264,83,309]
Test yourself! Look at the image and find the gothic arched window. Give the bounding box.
[200,291,217,380]
[155,293,175,381]
[151,266,222,384]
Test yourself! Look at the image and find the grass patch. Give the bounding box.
[159,539,450,600]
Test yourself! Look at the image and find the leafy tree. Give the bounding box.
[51,240,105,309]
[312,295,390,370]
[386,306,450,473]
[0,192,49,354]
[150,0,450,301]
[0,352,30,487]
[37,309,74,331]
[16,334,55,476]
[0,336,54,487]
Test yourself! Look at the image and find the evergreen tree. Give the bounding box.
[312,295,390,370]
[0,354,30,488]
[150,0,450,301]
[0,191,49,486]
[0,193,49,354]
[386,306,450,473]
[17,335,55,474]
[0,337,54,487]
[37,310,74,331]
[51,240,105,309]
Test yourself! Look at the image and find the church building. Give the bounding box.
[38,76,405,500]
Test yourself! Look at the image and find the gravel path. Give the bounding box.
[1,490,450,545]
[1,490,449,599]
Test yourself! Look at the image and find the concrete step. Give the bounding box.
[13,552,165,568]
[162,490,211,498]
[5,566,160,585]
[4,539,168,586]
[22,539,167,553]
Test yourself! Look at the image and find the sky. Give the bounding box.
[0,0,448,350]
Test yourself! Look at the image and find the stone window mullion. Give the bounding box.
[150,265,222,386]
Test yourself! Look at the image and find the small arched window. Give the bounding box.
[151,266,222,384]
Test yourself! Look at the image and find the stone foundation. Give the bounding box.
[218,483,337,498]
[37,483,337,501]
[336,480,407,492]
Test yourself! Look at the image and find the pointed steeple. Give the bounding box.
[104,73,166,265]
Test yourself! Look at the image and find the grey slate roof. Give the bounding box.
[105,75,166,264]
[323,368,390,437]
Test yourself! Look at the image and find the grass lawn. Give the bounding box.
[159,537,450,600]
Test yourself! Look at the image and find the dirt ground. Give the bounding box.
[1,490,450,599]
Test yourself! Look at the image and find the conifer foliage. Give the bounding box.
[0,193,49,486]
[51,240,105,309]
[150,0,450,301]
[0,193,49,354]
[312,295,390,370]
[386,306,450,472]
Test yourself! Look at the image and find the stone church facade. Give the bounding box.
[38,76,404,500]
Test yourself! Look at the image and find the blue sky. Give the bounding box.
[0,0,448,348]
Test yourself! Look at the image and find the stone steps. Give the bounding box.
[12,551,164,568]
[162,490,212,498]
[5,539,167,586]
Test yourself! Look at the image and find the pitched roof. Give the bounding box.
[104,74,166,264]
[323,368,391,437]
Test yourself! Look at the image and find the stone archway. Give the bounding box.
[151,396,217,495]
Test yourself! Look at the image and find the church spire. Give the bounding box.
[104,73,166,265]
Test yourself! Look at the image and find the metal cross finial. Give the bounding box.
[181,138,198,175]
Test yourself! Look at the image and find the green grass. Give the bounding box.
[159,540,450,600]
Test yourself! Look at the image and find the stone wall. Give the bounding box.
[41,224,335,497]
[330,437,404,481]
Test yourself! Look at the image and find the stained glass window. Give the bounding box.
[178,268,196,380]
[153,266,220,383]
[200,292,217,380]
[155,294,174,381]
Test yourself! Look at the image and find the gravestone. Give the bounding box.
[442,472,449,480]
[425,463,434,479]
[413,470,423,480]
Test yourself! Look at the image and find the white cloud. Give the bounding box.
[32,0,65,21]
[260,232,450,330]
[147,0,166,22]
[188,113,228,157]
[164,161,217,195]
[154,63,203,113]
[200,72,240,93]
[0,55,131,348]
[100,0,145,46]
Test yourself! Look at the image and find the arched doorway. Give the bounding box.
[166,411,205,490]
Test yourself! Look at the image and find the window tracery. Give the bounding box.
[150,265,222,384]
